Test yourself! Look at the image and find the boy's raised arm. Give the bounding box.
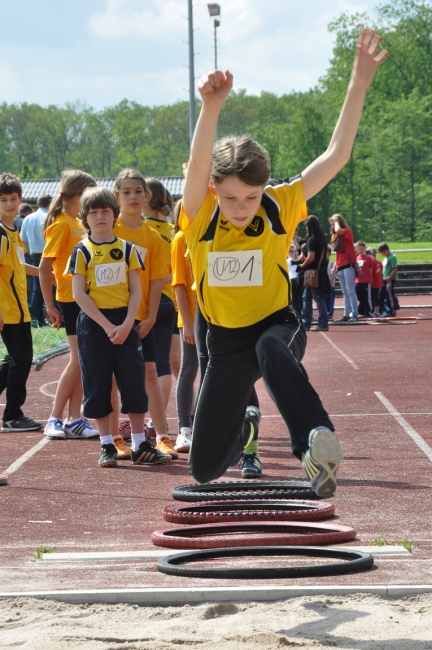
[302,29,388,202]
[183,70,233,221]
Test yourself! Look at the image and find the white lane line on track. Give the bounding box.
[375,391,432,463]
[4,437,50,477]
[39,381,58,398]
[319,332,360,370]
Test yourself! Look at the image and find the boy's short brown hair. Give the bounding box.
[355,240,366,248]
[0,173,22,197]
[79,187,119,231]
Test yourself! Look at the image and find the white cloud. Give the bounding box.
[88,0,186,39]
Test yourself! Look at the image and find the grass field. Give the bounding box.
[368,242,432,264]
[0,323,68,360]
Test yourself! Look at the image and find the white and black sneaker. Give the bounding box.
[2,415,42,432]
[131,440,171,465]
[302,427,343,498]
[63,418,99,439]
[44,418,65,439]
[99,444,118,468]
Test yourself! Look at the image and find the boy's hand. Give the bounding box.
[183,321,195,345]
[137,318,153,339]
[108,322,131,345]
[198,70,233,107]
[351,28,388,90]
[47,305,62,329]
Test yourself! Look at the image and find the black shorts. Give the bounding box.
[58,301,81,336]
[173,320,180,335]
[139,324,156,364]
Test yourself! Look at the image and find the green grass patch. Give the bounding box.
[368,537,417,553]
[0,322,68,359]
[368,242,432,264]
[32,545,56,561]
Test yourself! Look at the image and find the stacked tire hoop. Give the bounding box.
[154,480,374,579]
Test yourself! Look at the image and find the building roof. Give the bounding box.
[21,177,185,202]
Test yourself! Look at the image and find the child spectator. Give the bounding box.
[325,245,336,317]
[67,187,171,468]
[355,240,374,316]
[0,173,41,431]
[366,247,383,316]
[40,170,99,440]
[378,242,399,316]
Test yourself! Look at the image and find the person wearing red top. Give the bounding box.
[367,246,384,316]
[355,241,374,316]
[329,214,358,322]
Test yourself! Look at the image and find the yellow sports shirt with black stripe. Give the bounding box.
[65,237,143,310]
[144,217,175,303]
[113,219,169,321]
[0,222,30,324]
[171,230,196,329]
[42,212,86,302]
[180,177,306,328]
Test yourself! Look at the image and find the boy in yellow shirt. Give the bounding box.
[0,173,41,432]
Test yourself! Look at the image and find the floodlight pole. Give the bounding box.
[188,0,196,145]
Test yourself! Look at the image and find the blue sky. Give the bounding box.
[3,0,379,109]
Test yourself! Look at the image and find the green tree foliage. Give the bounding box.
[0,0,431,240]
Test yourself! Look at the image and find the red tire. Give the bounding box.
[163,499,334,525]
[151,521,356,549]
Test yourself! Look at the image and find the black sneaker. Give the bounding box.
[333,315,349,323]
[2,415,43,432]
[99,443,118,468]
[240,453,262,478]
[131,440,171,465]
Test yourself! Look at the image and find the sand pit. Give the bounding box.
[0,594,431,649]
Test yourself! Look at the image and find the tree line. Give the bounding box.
[1,0,431,241]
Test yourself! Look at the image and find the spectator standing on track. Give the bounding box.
[366,246,383,316]
[355,240,374,317]
[0,173,41,432]
[330,213,359,323]
[288,229,302,316]
[21,193,52,326]
[39,170,99,440]
[181,28,387,497]
[378,242,399,316]
[67,187,171,468]
[325,245,336,317]
[300,215,330,332]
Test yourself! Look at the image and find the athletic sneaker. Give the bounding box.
[240,453,262,478]
[131,440,171,465]
[118,420,131,440]
[310,326,329,331]
[302,427,343,498]
[99,443,118,468]
[174,427,192,453]
[44,417,65,439]
[114,437,131,459]
[348,316,359,323]
[156,436,179,459]
[63,418,99,439]
[2,415,43,432]
[0,474,8,485]
[334,315,349,323]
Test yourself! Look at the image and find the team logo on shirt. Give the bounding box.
[244,216,264,237]
[110,248,123,260]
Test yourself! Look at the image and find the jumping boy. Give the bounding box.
[0,173,42,432]
[181,29,388,497]
[67,187,171,467]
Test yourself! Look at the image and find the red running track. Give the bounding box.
[1,300,432,591]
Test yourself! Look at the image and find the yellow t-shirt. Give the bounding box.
[65,237,143,310]
[0,222,30,324]
[171,230,196,328]
[180,177,305,328]
[144,217,175,303]
[113,219,169,321]
[43,212,86,302]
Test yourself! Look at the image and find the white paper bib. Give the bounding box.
[207,250,263,287]
[95,262,126,287]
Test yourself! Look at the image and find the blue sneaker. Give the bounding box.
[240,453,262,478]
[63,418,99,439]
[44,418,65,439]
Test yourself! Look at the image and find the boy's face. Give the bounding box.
[0,192,22,222]
[87,207,115,237]
[212,176,265,228]
[379,249,390,257]
[117,178,147,218]
[356,245,366,256]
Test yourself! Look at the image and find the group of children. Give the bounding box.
[1,28,388,498]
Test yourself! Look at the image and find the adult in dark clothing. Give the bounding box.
[300,215,330,331]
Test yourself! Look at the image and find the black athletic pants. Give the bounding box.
[0,321,33,422]
[190,307,334,483]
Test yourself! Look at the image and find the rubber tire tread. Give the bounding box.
[163,499,334,524]
[151,522,356,549]
[157,546,374,579]
[172,480,317,502]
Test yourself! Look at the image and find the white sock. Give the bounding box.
[131,433,146,451]
[100,434,114,446]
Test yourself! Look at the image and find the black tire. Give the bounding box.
[163,499,335,524]
[157,546,374,579]
[151,521,356,549]
[172,480,317,502]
